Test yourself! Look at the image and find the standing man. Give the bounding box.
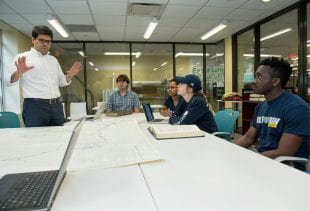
[107,74,140,113]
[7,25,82,127]
[234,57,310,169]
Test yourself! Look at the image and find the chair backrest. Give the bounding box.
[214,109,239,134]
[70,102,87,120]
[0,112,21,128]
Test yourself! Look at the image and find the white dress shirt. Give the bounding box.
[6,48,71,99]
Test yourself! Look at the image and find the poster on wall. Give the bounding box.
[243,61,254,84]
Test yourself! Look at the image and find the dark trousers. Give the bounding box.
[22,99,65,127]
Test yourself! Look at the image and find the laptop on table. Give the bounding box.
[0,118,85,211]
[142,103,169,124]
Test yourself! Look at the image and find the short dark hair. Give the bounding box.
[32,25,53,40]
[116,74,130,83]
[260,57,292,88]
[169,78,177,84]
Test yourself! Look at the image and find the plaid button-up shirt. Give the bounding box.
[107,90,140,112]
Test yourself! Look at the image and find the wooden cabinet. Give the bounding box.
[242,89,260,134]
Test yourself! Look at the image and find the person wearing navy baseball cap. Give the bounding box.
[169,74,218,133]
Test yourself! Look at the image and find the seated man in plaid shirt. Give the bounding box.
[107,74,140,113]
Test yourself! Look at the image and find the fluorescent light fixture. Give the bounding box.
[210,53,224,59]
[260,28,292,41]
[307,43,310,47]
[243,53,282,58]
[153,68,158,71]
[88,62,94,66]
[104,52,141,56]
[161,62,167,66]
[135,52,141,58]
[132,62,136,66]
[47,14,69,38]
[201,21,228,40]
[175,52,210,57]
[144,17,159,39]
[94,68,99,71]
[78,51,84,57]
[261,0,271,2]
[307,55,310,58]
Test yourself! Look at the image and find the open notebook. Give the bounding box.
[148,124,205,139]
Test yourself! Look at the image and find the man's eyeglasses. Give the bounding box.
[168,86,177,89]
[37,38,52,45]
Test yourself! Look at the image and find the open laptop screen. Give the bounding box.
[142,103,154,122]
[47,117,85,208]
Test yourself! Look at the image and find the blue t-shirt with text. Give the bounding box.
[252,92,310,158]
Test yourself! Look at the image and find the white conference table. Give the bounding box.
[1,113,309,211]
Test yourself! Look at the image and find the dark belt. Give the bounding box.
[25,97,62,104]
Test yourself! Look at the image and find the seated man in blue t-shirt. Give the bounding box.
[160,78,185,117]
[234,58,310,170]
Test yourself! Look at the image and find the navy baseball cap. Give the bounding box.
[176,74,202,92]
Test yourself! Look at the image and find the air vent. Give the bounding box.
[65,24,97,32]
[128,3,163,17]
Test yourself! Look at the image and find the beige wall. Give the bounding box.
[1,20,31,126]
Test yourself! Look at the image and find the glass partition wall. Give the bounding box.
[52,42,225,114]
[85,43,130,112]
[131,43,173,105]
[50,43,84,117]
[260,9,298,90]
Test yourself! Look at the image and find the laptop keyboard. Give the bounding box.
[0,171,58,210]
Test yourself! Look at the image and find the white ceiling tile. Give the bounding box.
[241,0,286,10]
[8,22,33,35]
[225,8,265,21]
[0,14,29,25]
[161,5,201,18]
[169,0,209,6]
[0,1,15,14]
[170,33,197,42]
[48,1,90,15]
[271,0,299,11]
[157,16,189,27]
[89,1,127,15]
[194,6,235,20]
[93,15,125,25]
[89,0,127,2]
[206,0,249,8]
[126,16,151,27]
[155,26,180,34]
[96,26,124,34]
[184,18,217,28]
[58,14,94,24]
[128,0,168,4]
[72,32,100,41]
[22,13,50,25]
[125,26,146,34]
[98,32,124,41]
[2,0,52,13]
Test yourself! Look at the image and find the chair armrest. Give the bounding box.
[212,132,231,141]
[275,156,308,164]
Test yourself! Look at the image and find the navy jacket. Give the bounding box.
[169,95,218,133]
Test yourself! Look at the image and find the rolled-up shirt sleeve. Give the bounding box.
[57,61,71,87]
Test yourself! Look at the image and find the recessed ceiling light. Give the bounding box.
[261,0,271,3]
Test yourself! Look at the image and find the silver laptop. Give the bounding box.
[86,103,105,120]
[142,103,169,124]
[0,118,85,211]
